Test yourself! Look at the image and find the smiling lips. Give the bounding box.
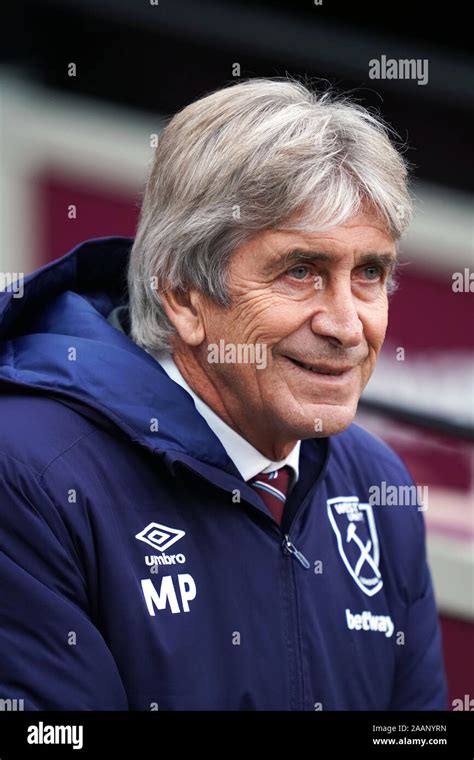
[284,356,355,376]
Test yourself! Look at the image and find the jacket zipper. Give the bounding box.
[167,454,317,710]
[277,468,323,711]
[282,534,310,568]
[281,533,310,710]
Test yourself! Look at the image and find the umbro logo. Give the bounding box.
[135,523,195,617]
[135,522,186,552]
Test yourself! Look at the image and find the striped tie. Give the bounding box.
[248,466,291,525]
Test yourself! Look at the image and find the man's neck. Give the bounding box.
[171,346,298,460]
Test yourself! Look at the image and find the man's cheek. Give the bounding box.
[375,312,389,347]
[363,308,388,352]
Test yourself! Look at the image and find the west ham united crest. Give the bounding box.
[327,496,383,597]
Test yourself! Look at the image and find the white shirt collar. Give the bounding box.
[155,353,300,486]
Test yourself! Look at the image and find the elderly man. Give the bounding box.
[0,78,447,710]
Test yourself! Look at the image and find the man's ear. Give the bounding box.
[160,288,206,347]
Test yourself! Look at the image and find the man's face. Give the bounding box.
[192,210,396,453]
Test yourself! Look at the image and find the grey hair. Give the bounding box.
[128,77,412,355]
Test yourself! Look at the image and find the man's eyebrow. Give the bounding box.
[356,252,398,272]
[262,249,397,276]
[262,250,331,276]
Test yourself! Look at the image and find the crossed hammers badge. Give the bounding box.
[327,496,383,597]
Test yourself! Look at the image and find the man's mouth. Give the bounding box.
[284,356,353,376]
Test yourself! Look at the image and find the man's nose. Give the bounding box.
[310,282,363,349]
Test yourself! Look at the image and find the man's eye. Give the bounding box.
[361,265,383,281]
[288,266,311,280]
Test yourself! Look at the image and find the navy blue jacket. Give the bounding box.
[0,237,447,710]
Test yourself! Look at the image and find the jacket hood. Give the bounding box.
[0,236,243,477]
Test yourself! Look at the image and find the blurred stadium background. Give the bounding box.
[1,0,473,708]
